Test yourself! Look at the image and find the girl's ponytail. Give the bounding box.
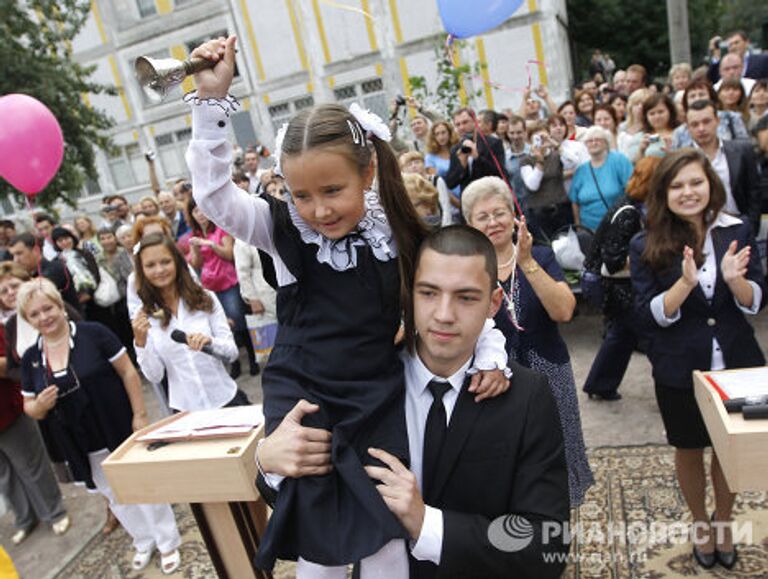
[370,137,427,351]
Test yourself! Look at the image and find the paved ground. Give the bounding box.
[2,305,766,578]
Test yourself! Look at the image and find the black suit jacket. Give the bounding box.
[629,221,766,389]
[411,361,570,579]
[722,139,761,235]
[444,134,509,193]
[707,52,768,83]
[256,361,570,578]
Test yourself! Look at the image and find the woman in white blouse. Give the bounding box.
[131,233,249,411]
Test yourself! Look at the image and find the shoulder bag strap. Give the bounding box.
[588,163,611,210]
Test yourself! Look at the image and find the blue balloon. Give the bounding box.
[438,0,524,39]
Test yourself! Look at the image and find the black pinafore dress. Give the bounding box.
[254,198,409,569]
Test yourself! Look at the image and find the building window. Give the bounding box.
[334,79,387,121]
[155,129,194,180]
[107,144,150,191]
[267,96,315,133]
[136,0,157,18]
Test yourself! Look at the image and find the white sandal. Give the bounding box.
[160,549,181,575]
[132,549,153,571]
[52,515,71,536]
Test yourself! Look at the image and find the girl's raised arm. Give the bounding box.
[185,36,278,257]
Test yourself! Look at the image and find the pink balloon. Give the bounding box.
[0,94,64,197]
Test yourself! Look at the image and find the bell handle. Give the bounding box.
[183,57,217,76]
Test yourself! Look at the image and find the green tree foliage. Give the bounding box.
[0,0,116,208]
[718,0,768,46]
[409,40,485,118]
[567,0,726,81]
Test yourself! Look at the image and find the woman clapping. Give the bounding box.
[630,149,765,569]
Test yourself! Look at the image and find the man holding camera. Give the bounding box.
[707,30,768,84]
[389,96,441,155]
[444,108,509,198]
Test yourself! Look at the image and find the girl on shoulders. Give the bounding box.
[185,35,510,577]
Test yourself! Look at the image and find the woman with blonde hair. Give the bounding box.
[18,278,181,573]
[401,173,441,229]
[582,156,661,400]
[463,176,593,506]
[669,62,692,93]
[73,215,99,255]
[617,88,651,160]
[138,196,160,218]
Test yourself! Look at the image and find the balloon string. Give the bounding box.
[319,0,373,20]
[24,195,44,280]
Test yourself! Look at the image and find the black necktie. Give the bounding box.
[422,380,451,501]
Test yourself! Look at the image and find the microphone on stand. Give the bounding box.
[170,329,232,364]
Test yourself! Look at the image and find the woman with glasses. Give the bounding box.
[0,264,70,546]
[18,278,182,574]
[570,126,634,231]
[463,176,593,506]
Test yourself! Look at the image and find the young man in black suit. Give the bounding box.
[365,226,569,578]
[257,226,570,578]
[686,100,761,235]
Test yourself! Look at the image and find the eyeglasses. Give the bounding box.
[473,209,512,225]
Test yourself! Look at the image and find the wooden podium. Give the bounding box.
[694,369,768,492]
[102,411,272,579]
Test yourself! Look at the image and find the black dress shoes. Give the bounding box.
[587,392,623,401]
[693,545,717,569]
[716,545,738,569]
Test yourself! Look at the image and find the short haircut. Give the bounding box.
[17,278,64,322]
[668,62,692,79]
[417,225,498,292]
[497,113,509,122]
[461,176,516,223]
[582,125,612,145]
[97,226,116,237]
[453,107,475,120]
[727,30,748,41]
[682,79,717,111]
[627,64,647,83]
[507,114,526,128]
[0,219,16,229]
[479,109,499,132]
[34,213,55,226]
[10,232,38,250]
[687,99,718,117]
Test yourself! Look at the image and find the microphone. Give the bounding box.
[170,329,232,364]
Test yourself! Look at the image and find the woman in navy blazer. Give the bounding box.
[630,149,765,570]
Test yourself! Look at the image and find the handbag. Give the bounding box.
[94,266,121,307]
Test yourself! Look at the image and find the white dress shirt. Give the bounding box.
[694,139,738,215]
[403,350,474,565]
[650,213,762,371]
[134,290,239,411]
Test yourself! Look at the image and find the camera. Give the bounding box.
[648,134,660,144]
[532,134,543,148]
[394,94,406,107]
[460,133,475,154]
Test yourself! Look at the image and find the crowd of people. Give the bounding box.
[1,28,767,578]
